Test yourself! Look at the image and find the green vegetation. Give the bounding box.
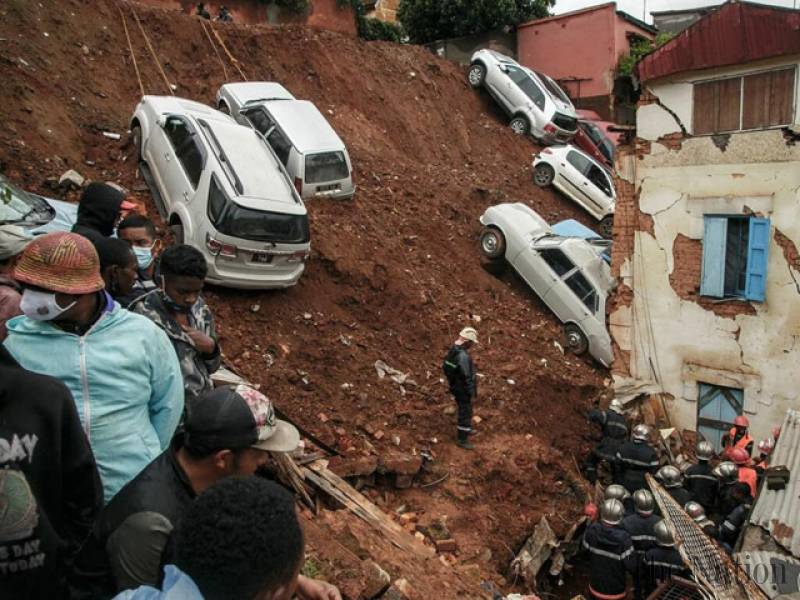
[338,0,405,42]
[618,32,674,77]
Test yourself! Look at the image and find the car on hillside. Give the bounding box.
[130,95,310,290]
[467,49,578,144]
[479,202,615,367]
[0,174,77,234]
[532,144,615,238]
[217,82,355,200]
[573,119,616,169]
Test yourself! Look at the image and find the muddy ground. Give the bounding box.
[0,1,610,596]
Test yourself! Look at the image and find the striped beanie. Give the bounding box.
[14,232,105,294]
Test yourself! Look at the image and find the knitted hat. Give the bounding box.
[14,232,105,294]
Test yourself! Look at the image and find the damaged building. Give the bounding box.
[609,1,800,449]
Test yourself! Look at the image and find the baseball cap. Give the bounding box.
[184,385,300,453]
[13,231,105,294]
[0,225,32,261]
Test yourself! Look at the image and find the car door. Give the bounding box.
[514,243,573,313]
[545,268,598,325]
[558,150,599,215]
[585,164,615,216]
[502,66,534,112]
[266,127,292,167]
[153,116,205,212]
[241,107,275,137]
[143,115,191,210]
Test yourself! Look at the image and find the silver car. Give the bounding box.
[479,202,615,366]
[467,49,578,144]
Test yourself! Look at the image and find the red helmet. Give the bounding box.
[734,416,749,428]
[730,447,750,465]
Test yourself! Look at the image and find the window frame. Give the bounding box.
[537,247,577,278]
[266,127,292,166]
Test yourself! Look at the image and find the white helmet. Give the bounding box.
[458,327,479,344]
[600,498,625,525]
[656,465,682,488]
[696,441,714,461]
[654,519,675,547]
[609,399,624,414]
[632,424,651,442]
[604,484,631,503]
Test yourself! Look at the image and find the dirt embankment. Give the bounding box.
[0,1,609,595]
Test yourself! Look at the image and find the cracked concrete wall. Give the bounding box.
[610,129,800,444]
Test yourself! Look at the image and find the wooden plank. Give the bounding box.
[302,462,434,558]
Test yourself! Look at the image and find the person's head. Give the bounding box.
[653,519,675,547]
[757,438,774,459]
[714,461,738,483]
[733,415,750,433]
[181,385,300,487]
[175,476,304,600]
[696,440,714,462]
[76,182,136,237]
[608,398,624,414]
[159,244,207,311]
[604,484,630,504]
[633,489,655,516]
[730,447,751,466]
[0,225,31,275]
[684,501,706,522]
[631,423,651,443]
[117,214,161,271]
[656,465,682,489]
[14,232,105,324]
[456,326,478,349]
[94,237,138,298]
[599,498,624,526]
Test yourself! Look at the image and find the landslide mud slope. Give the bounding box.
[1,0,609,592]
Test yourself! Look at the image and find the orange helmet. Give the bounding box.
[730,447,750,465]
[734,416,749,428]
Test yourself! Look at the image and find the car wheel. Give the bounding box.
[218,101,230,115]
[480,227,506,260]
[533,163,555,187]
[599,214,614,239]
[509,116,530,136]
[564,323,589,355]
[467,63,486,88]
[131,125,142,161]
[170,222,184,245]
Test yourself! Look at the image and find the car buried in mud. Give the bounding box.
[130,95,310,290]
[0,174,77,234]
[479,202,615,367]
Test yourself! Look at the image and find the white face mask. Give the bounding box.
[20,289,77,321]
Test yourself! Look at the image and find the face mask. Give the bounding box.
[20,289,77,321]
[132,245,155,270]
[160,276,192,314]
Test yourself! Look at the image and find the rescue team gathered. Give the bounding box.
[0,182,780,598]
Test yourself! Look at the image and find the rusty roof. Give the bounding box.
[637,1,800,82]
[749,409,800,559]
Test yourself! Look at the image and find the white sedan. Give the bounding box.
[479,202,615,367]
[532,144,615,238]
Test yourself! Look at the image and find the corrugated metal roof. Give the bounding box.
[735,551,800,598]
[637,1,800,82]
[749,409,800,559]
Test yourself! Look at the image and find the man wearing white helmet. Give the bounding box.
[442,327,479,450]
[585,398,629,484]
[582,498,637,599]
[616,424,660,494]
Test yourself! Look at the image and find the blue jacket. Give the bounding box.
[113,566,202,599]
[4,301,184,503]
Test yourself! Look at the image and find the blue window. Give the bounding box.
[700,216,770,302]
[697,383,743,452]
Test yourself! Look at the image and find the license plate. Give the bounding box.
[252,252,273,264]
[317,183,340,192]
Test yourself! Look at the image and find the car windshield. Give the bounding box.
[305,151,349,183]
[535,72,571,104]
[0,177,55,226]
[582,122,605,145]
[207,177,309,244]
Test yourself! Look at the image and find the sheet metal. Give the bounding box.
[749,410,800,559]
[637,2,800,83]
[736,550,800,598]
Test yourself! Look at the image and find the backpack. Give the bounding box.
[443,347,461,383]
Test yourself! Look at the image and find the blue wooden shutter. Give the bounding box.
[745,217,770,302]
[700,217,727,297]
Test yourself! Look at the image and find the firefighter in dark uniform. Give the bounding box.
[684,501,718,538]
[585,398,629,484]
[616,424,660,494]
[642,520,690,595]
[443,327,478,450]
[656,465,692,507]
[718,482,753,553]
[604,484,634,516]
[582,498,637,600]
[622,489,660,600]
[685,440,718,514]
[714,461,740,521]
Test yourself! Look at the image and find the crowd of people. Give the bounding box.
[582,401,779,599]
[0,183,340,599]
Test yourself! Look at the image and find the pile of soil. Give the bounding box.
[0,1,610,595]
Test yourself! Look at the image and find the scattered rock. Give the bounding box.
[250,304,260,312]
[361,560,390,599]
[378,451,422,476]
[373,430,385,440]
[434,538,457,554]
[58,169,84,189]
[102,131,121,140]
[394,474,414,489]
[443,406,456,416]
[329,454,379,478]
[318,412,329,423]
[303,312,312,320]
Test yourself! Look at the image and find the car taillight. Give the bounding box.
[544,123,556,134]
[205,233,237,258]
[294,177,303,196]
[286,249,310,263]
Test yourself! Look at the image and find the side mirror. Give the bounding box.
[157,115,168,128]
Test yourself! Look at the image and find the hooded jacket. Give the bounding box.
[4,300,184,503]
[443,344,476,398]
[0,345,103,599]
[72,183,125,243]
[582,521,637,596]
[112,566,202,600]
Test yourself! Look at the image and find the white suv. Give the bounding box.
[130,96,310,289]
[468,49,578,144]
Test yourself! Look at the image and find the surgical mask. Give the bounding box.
[132,245,155,270]
[160,276,192,314]
[20,289,77,321]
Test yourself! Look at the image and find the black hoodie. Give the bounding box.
[72,182,125,242]
[0,346,103,599]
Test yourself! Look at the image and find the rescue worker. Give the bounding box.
[443,327,478,450]
[684,440,718,514]
[730,447,758,497]
[754,438,774,476]
[616,424,660,494]
[604,484,633,516]
[718,483,753,552]
[582,498,637,600]
[585,398,629,484]
[714,461,740,521]
[622,490,659,600]
[195,3,211,19]
[656,465,692,507]
[642,520,689,595]
[684,501,717,538]
[722,415,754,458]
